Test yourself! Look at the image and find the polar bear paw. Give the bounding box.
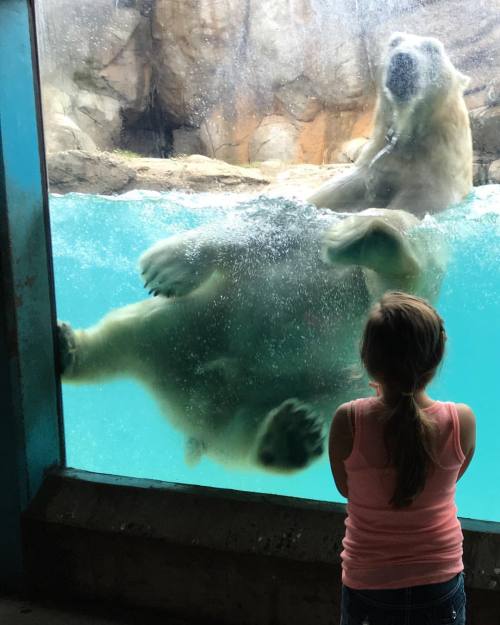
[256,399,325,471]
[323,211,419,277]
[139,236,216,298]
[57,321,77,374]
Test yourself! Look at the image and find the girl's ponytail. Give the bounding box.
[360,292,446,508]
[383,394,438,508]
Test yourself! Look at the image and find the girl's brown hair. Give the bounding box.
[360,291,446,508]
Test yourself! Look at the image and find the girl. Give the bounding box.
[329,292,476,625]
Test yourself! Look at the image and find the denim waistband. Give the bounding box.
[348,573,463,611]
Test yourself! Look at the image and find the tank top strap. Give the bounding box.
[349,397,371,458]
[441,401,466,464]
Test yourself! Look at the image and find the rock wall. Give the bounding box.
[37,0,500,173]
[37,0,154,152]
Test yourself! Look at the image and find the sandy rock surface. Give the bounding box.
[47,150,352,199]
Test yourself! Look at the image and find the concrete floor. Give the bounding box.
[0,595,187,625]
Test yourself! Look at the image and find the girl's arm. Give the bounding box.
[328,403,354,498]
[456,403,476,481]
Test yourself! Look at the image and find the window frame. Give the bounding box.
[0,0,63,587]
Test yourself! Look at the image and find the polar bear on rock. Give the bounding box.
[309,32,472,215]
[58,33,472,473]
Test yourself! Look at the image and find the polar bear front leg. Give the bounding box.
[254,399,325,472]
[57,302,146,382]
[307,167,370,211]
[57,320,131,382]
[140,230,220,298]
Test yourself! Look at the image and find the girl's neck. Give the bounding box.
[378,385,435,409]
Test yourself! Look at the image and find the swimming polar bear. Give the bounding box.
[59,203,444,472]
[308,32,472,216]
[58,33,471,473]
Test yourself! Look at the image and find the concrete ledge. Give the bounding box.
[22,469,500,625]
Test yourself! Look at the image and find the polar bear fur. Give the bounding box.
[58,33,470,473]
[308,32,472,216]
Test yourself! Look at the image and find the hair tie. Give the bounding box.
[401,391,414,397]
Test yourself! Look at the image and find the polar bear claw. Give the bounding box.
[140,234,217,298]
[57,321,77,374]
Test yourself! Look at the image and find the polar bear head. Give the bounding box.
[382,32,469,107]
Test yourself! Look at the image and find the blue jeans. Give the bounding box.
[341,572,466,625]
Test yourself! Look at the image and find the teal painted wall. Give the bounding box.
[0,0,62,588]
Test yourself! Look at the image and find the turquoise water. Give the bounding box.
[50,187,500,522]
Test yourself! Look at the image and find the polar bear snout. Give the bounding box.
[386,51,419,102]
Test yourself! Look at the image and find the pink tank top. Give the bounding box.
[342,397,465,590]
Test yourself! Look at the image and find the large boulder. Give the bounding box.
[129,154,270,192]
[44,114,97,153]
[243,0,366,108]
[38,0,151,152]
[151,0,247,126]
[196,96,262,163]
[249,116,300,163]
[48,150,136,194]
[41,85,97,153]
[274,77,322,123]
[71,91,123,150]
